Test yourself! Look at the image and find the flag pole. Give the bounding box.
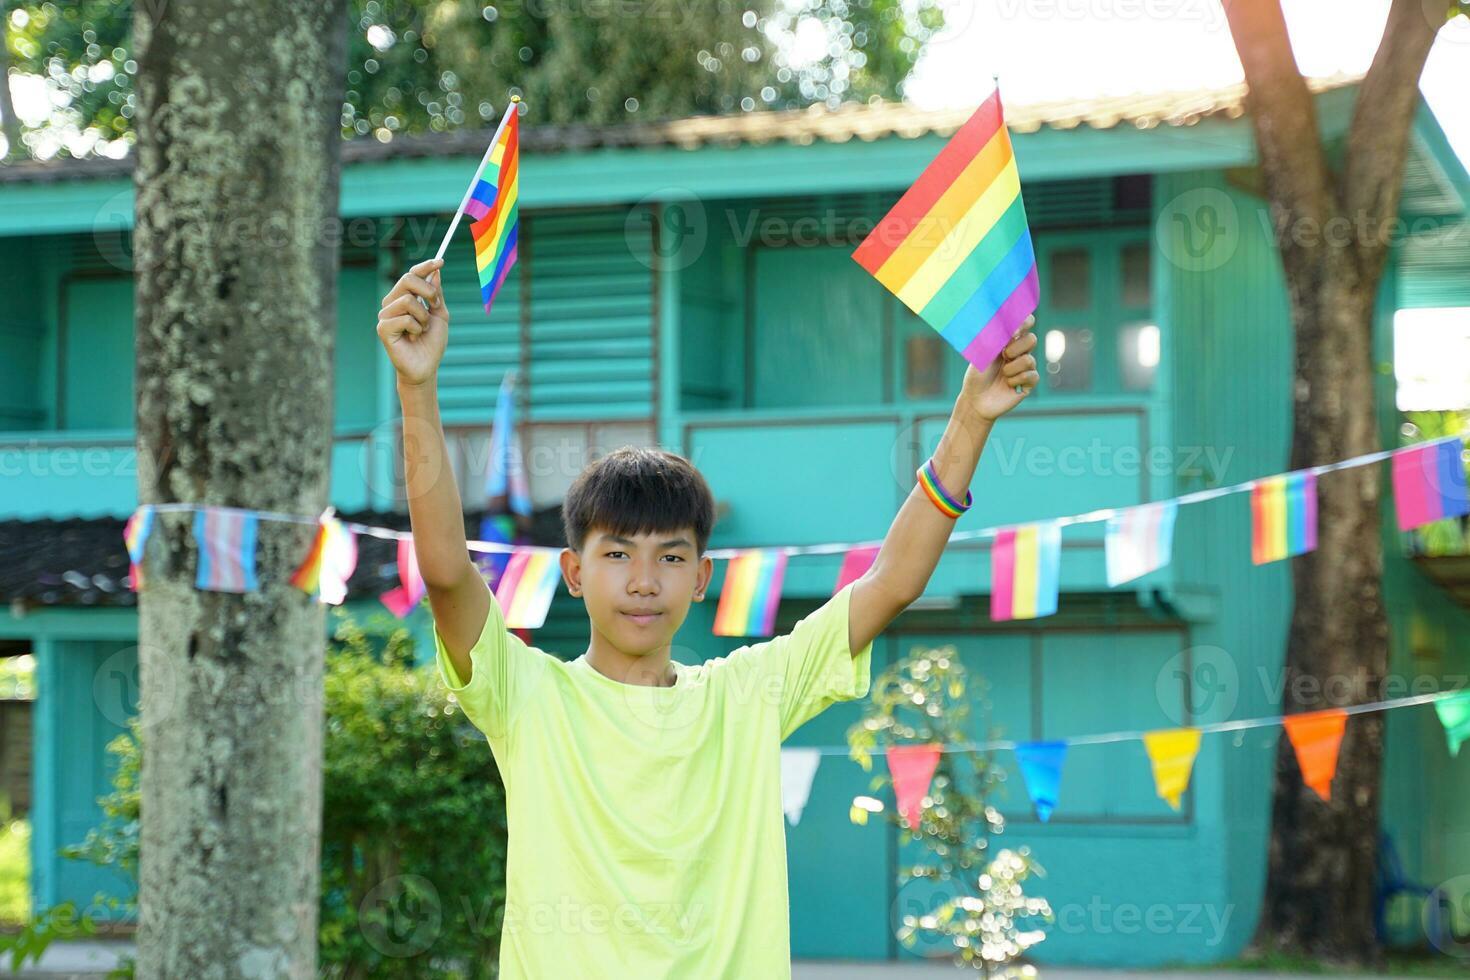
[433,95,521,263]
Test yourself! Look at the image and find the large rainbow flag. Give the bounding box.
[852,89,1037,372]
[464,106,520,314]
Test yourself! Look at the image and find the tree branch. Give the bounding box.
[1341,0,1451,272]
[1223,0,1336,252]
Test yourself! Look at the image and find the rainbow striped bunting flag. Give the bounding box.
[381,538,426,618]
[713,550,788,637]
[194,507,259,593]
[494,547,562,630]
[1392,437,1468,531]
[1250,471,1317,565]
[852,89,1037,372]
[1105,501,1178,587]
[291,517,357,606]
[990,523,1061,621]
[465,107,519,314]
[124,506,154,591]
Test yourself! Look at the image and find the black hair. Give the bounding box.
[561,446,717,556]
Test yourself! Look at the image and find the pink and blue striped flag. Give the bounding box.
[714,550,789,637]
[1393,437,1469,531]
[124,505,155,591]
[1251,471,1317,565]
[494,547,562,630]
[1105,501,1178,587]
[194,507,259,593]
[991,523,1061,621]
[852,89,1037,372]
[381,538,426,618]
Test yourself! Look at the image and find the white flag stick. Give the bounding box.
[433,95,521,264]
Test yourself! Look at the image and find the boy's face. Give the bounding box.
[561,526,715,655]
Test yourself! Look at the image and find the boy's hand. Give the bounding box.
[960,315,1038,421]
[378,258,449,386]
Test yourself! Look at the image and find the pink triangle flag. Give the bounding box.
[886,743,942,832]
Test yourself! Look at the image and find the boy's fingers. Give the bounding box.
[1003,331,1037,361]
[409,257,443,278]
[383,273,438,308]
[380,293,429,327]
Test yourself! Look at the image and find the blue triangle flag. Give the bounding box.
[1014,740,1068,822]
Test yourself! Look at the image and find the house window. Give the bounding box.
[1035,234,1156,396]
[1044,328,1093,391]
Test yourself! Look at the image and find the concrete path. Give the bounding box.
[0,942,1442,979]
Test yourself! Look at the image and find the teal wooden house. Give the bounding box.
[2,75,1468,966]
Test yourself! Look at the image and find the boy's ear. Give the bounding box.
[694,554,714,601]
[560,546,583,597]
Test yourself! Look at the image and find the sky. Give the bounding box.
[902,0,1470,167]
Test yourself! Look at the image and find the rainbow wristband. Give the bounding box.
[916,458,972,519]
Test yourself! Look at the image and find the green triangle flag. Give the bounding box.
[1434,692,1470,757]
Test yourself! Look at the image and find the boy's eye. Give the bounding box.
[661,555,685,563]
[605,551,627,559]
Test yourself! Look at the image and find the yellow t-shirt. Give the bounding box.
[434,581,873,979]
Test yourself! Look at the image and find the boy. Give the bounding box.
[376,257,1038,978]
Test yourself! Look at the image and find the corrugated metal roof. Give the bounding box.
[0,74,1362,187]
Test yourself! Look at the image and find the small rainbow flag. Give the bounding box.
[1250,471,1317,565]
[713,550,788,637]
[124,506,154,591]
[1392,437,1469,531]
[852,89,1037,372]
[990,523,1061,621]
[494,547,562,630]
[465,106,519,314]
[194,507,259,593]
[381,538,426,618]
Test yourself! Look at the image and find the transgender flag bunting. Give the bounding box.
[194,507,259,593]
[1105,501,1178,587]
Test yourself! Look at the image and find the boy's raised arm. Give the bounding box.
[848,318,1039,654]
[377,258,492,682]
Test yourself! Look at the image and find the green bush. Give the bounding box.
[54,611,510,979]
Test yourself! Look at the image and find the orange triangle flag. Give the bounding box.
[1282,709,1347,802]
[1142,728,1202,811]
[886,743,942,832]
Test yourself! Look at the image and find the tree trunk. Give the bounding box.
[1224,0,1453,963]
[132,1,347,975]
[1256,250,1389,965]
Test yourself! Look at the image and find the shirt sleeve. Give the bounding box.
[434,593,551,741]
[738,581,874,742]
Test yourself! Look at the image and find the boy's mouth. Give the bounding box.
[622,610,662,626]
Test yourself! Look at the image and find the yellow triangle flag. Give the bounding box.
[1143,728,1202,810]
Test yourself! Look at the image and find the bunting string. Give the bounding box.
[791,686,1469,756]
[135,436,1464,559]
